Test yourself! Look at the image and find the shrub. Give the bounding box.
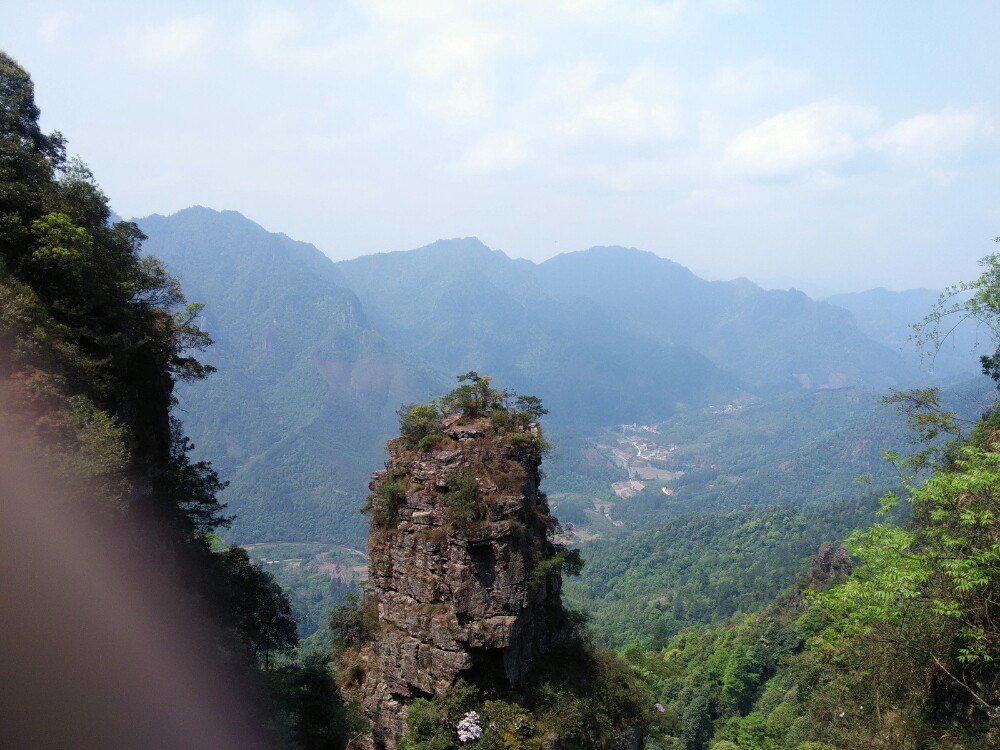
[398,638,647,750]
[479,701,534,749]
[329,592,378,652]
[530,546,584,586]
[417,432,444,452]
[441,372,506,420]
[442,470,484,525]
[333,649,366,690]
[399,681,479,750]
[506,431,551,455]
[364,476,406,528]
[399,402,443,449]
[440,372,548,433]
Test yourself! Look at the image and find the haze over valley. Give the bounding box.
[144,206,985,554]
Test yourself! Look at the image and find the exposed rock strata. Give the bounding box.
[350,417,562,749]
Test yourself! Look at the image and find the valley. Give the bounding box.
[4,12,998,746]
[145,207,975,555]
[140,206,989,652]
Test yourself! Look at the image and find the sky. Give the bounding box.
[2,1,999,294]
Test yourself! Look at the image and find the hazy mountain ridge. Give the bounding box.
[332,238,738,428]
[827,286,981,376]
[140,207,446,544]
[535,246,912,394]
[142,207,939,547]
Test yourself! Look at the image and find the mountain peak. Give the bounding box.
[539,244,697,283]
[410,236,513,261]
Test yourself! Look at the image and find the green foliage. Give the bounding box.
[618,300,1000,749]
[815,436,1000,667]
[329,593,378,652]
[399,635,648,750]
[214,546,299,671]
[915,252,1000,382]
[442,469,483,525]
[0,51,217,536]
[679,693,714,750]
[244,543,362,643]
[270,651,367,749]
[399,681,479,749]
[365,475,406,529]
[530,545,584,586]
[399,402,444,450]
[565,503,877,648]
[164,417,233,541]
[28,211,92,287]
[441,371,509,420]
[440,372,548,437]
[881,386,965,472]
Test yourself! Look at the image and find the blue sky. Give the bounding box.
[3,1,998,293]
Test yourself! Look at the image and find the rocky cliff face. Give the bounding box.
[351,415,563,749]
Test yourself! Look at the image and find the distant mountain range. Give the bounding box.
[826,287,980,376]
[139,206,967,546]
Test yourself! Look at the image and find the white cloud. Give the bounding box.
[728,100,880,176]
[712,60,810,99]
[555,0,747,37]
[126,15,214,67]
[408,21,507,80]
[412,75,493,120]
[459,132,529,172]
[562,68,684,142]
[363,0,468,25]
[871,106,993,162]
[39,11,70,45]
[236,6,362,74]
[558,0,686,29]
[363,7,516,122]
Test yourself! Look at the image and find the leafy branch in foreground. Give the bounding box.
[914,251,1000,381]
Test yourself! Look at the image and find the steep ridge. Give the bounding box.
[332,238,738,428]
[139,207,445,545]
[137,209,928,548]
[534,246,913,395]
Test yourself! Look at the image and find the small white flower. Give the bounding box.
[457,711,482,743]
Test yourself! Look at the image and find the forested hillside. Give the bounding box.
[546,379,989,538]
[603,266,1000,748]
[331,237,736,428]
[533,247,911,395]
[565,503,881,648]
[624,407,1000,748]
[141,207,444,544]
